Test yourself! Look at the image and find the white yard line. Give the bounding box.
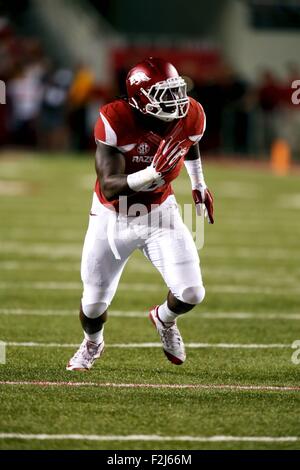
[0,308,144,317]
[203,249,300,261]
[0,180,29,196]
[1,308,300,320]
[1,242,300,261]
[0,281,299,295]
[0,282,83,290]
[209,286,300,295]
[1,260,299,283]
[2,262,300,288]
[0,380,300,392]
[200,312,300,320]
[0,260,156,274]
[0,261,81,272]
[0,282,161,292]
[4,341,291,349]
[0,243,81,258]
[0,433,298,442]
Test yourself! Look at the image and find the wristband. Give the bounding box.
[127,166,161,192]
[184,158,206,189]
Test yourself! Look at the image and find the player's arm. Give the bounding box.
[95,141,161,201]
[95,142,130,201]
[184,143,214,224]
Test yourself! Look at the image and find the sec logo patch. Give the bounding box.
[137,142,150,155]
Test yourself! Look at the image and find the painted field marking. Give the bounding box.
[0,380,300,392]
[1,242,300,261]
[0,180,29,196]
[2,259,300,289]
[0,261,80,272]
[0,308,144,317]
[1,308,300,320]
[4,341,291,349]
[210,285,300,294]
[1,259,299,281]
[0,282,299,295]
[0,433,299,443]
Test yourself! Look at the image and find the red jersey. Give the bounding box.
[94,97,206,212]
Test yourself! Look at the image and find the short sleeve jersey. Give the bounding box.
[94,97,206,212]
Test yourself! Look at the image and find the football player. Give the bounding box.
[67,57,214,371]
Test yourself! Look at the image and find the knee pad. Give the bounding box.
[82,301,108,319]
[180,285,205,305]
[81,284,113,318]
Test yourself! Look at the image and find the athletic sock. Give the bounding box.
[84,327,104,345]
[158,301,178,325]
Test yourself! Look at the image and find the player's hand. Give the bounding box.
[152,137,185,175]
[192,185,214,224]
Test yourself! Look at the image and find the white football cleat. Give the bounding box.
[66,338,104,371]
[149,305,186,365]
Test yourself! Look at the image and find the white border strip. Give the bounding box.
[0,380,300,392]
[4,341,291,349]
[0,433,298,442]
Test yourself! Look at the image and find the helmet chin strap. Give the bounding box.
[145,103,179,121]
[155,113,177,122]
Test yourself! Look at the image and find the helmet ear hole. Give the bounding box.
[145,102,161,115]
[129,94,145,113]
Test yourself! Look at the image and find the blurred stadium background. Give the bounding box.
[1,0,300,452]
[0,0,300,158]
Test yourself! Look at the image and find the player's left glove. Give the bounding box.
[192,184,214,224]
[152,137,185,176]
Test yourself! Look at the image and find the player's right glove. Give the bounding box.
[192,185,214,224]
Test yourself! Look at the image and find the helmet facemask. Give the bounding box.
[140,76,189,121]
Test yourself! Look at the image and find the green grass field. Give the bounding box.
[0,152,300,450]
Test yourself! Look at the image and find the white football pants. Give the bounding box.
[81,193,205,317]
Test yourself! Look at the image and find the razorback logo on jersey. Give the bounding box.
[129,72,151,86]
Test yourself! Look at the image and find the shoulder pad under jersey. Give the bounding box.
[94,99,137,147]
